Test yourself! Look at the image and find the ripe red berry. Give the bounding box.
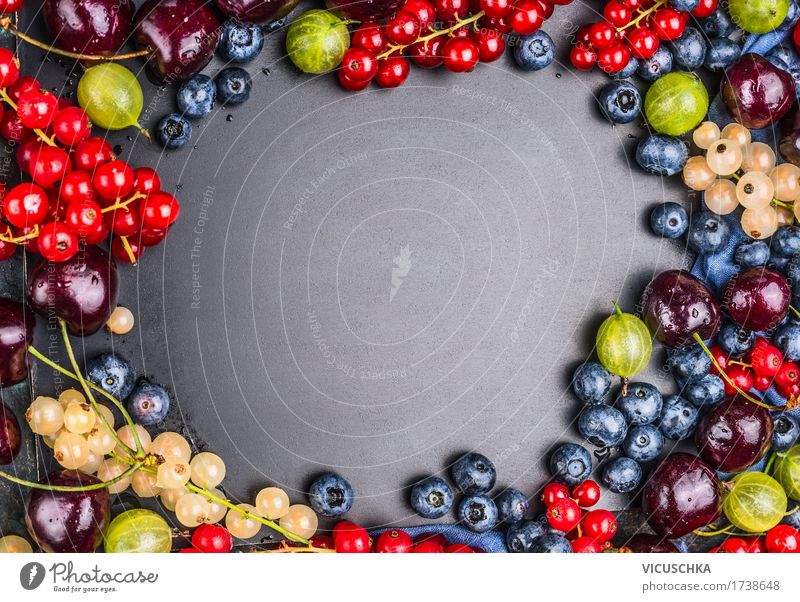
[108,207,142,237]
[0,109,31,142]
[0,48,19,88]
[413,541,445,552]
[38,221,79,263]
[73,137,114,172]
[743,537,766,553]
[597,43,630,74]
[352,23,389,55]
[691,0,717,18]
[626,27,659,59]
[445,543,475,553]
[139,191,180,229]
[480,0,513,18]
[111,235,143,264]
[570,44,597,70]
[753,373,772,392]
[375,56,411,87]
[509,0,544,35]
[15,140,42,176]
[582,509,617,542]
[652,7,685,40]
[778,382,800,401]
[775,361,800,389]
[29,146,71,188]
[133,167,162,195]
[52,107,91,146]
[588,21,616,49]
[179,547,201,553]
[334,524,371,553]
[535,0,553,19]
[442,37,480,72]
[308,535,334,549]
[341,47,378,82]
[376,529,414,553]
[546,497,582,532]
[766,525,799,553]
[603,1,632,28]
[60,170,96,205]
[0,0,24,13]
[572,480,601,507]
[541,482,570,506]
[404,0,437,29]
[708,345,728,376]
[481,14,512,32]
[3,183,50,228]
[93,160,135,202]
[65,199,103,237]
[409,38,444,68]
[751,338,783,377]
[136,224,169,246]
[720,537,749,553]
[192,524,233,553]
[473,28,505,62]
[0,239,16,261]
[338,70,371,91]
[571,535,603,553]
[724,364,754,395]
[414,532,449,549]
[434,0,469,20]
[386,10,421,45]
[17,89,59,129]
[8,76,40,104]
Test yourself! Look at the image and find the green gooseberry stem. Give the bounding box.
[0,463,140,492]
[612,300,623,317]
[692,522,735,537]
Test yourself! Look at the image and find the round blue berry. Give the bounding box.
[176,74,216,119]
[617,382,663,425]
[549,443,592,486]
[735,240,770,268]
[668,27,707,70]
[458,494,498,532]
[219,21,264,64]
[669,0,700,11]
[659,395,700,440]
[785,255,800,286]
[667,344,711,381]
[650,202,688,239]
[572,362,612,404]
[611,56,640,79]
[452,452,496,494]
[409,476,453,519]
[717,322,755,358]
[602,457,642,493]
[636,45,673,81]
[126,381,170,426]
[773,414,800,452]
[687,211,731,255]
[578,405,628,448]
[215,67,252,106]
[683,374,725,407]
[704,38,742,72]
[775,322,800,361]
[623,424,664,463]
[598,80,642,124]
[700,7,736,38]
[513,30,554,71]
[85,352,136,400]
[496,488,529,524]
[772,225,800,258]
[308,472,354,517]
[155,113,192,149]
[529,534,572,553]
[636,135,688,176]
[506,520,545,552]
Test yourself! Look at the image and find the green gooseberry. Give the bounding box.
[644,72,709,136]
[286,9,350,74]
[728,0,789,34]
[104,509,172,553]
[723,471,787,533]
[774,445,800,501]
[77,63,146,136]
[596,302,652,379]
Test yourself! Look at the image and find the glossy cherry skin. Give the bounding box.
[27,245,119,337]
[0,298,35,388]
[325,0,405,20]
[215,0,299,24]
[722,268,790,332]
[43,0,134,56]
[694,396,773,472]
[619,534,679,553]
[642,453,721,539]
[641,270,721,348]
[722,54,795,130]
[133,0,220,82]
[0,401,21,465]
[25,470,110,553]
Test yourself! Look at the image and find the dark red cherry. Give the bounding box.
[722,54,795,130]
[325,0,406,20]
[722,268,790,332]
[0,401,21,465]
[0,298,35,388]
[618,534,679,553]
[214,0,299,24]
[43,0,134,57]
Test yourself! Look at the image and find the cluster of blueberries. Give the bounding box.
[85,352,171,426]
[155,20,283,149]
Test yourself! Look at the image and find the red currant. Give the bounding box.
[510,0,544,35]
[111,235,143,264]
[434,0,469,21]
[720,537,749,553]
[191,524,233,553]
[753,373,772,392]
[0,48,19,88]
[52,107,91,146]
[65,199,103,237]
[481,14,512,32]
[546,497,582,532]
[334,524,371,553]
[548,0,572,4]
[30,146,71,188]
[541,482,570,506]
[480,0,513,18]
[73,137,114,172]
[571,536,603,553]
[572,480,601,507]
[413,541,445,552]
[743,537,766,553]
[570,45,597,70]
[375,56,410,87]
[352,23,389,55]
[15,140,42,176]
[38,221,79,263]
[375,529,414,553]
[473,28,505,62]
[691,0,717,18]
[445,543,475,553]
[139,191,180,229]
[597,43,631,74]
[750,338,783,377]
[386,10,421,45]
[107,206,141,237]
[136,224,169,246]
[133,167,162,195]
[404,0,437,29]
[779,382,800,401]
[442,37,480,72]
[3,183,49,228]
[414,532,449,549]
[308,535,334,549]
[17,89,59,130]
[179,548,200,553]
[93,160,134,202]
[536,0,554,19]
[724,365,754,395]
[603,1,632,28]
[709,345,728,376]
[0,239,16,261]
[775,361,800,389]
[338,70,371,91]
[59,170,96,205]
[582,509,617,543]
[627,27,659,59]
[409,38,444,68]
[766,525,799,553]
[0,109,31,142]
[0,0,23,13]
[589,21,616,49]
[8,76,40,104]
[652,7,685,40]
[341,47,378,82]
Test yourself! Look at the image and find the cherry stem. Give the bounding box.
[691,332,781,411]
[692,522,735,537]
[0,87,57,147]
[0,462,140,492]
[377,11,485,60]
[618,0,668,32]
[0,17,151,62]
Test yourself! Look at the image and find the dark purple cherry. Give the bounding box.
[722,267,790,332]
[642,453,721,539]
[325,0,406,20]
[640,270,721,348]
[722,54,795,130]
[43,0,134,57]
[26,246,119,337]
[780,103,800,167]
[0,298,35,388]
[215,0,300,24]
[0,402,21,465]
[694,396,772,472]
[25,470,110,553]
[133,0,220,82]
[619,534,679,553]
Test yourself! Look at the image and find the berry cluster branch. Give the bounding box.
[616,0,668,32]
[377,10,486,60]
[0,86,57,146]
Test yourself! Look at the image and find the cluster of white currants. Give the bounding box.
[683,121,800,240]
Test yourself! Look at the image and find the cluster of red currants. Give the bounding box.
[569,0,718,74]
[0,48,179,265]
[711,336,800,402]
[541,480,619,553]
[709,524,799,553]
[339,0,572,90]
[303,520,484,552]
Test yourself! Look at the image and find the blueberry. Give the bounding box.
[775,322,800,361]
[215,67,252,106]
[770,256,790,275]
[704,38,742,72]
[126,381,170,426]
[636,45,673,81]
[496,488,529,524]
[263,17,287,33]
[529,534,572,553]
[617,382,663,425]
[659,395,700,440]
[601,456,642,494]
[155,113,192,149]
[409,476,454,519]
[650,202,689,239]
[598,80,642,124]
[458,494,498,532]
[506,520,545,552]
[772,225,800,258]
[669,0,699,11]
[667,344,711,381]
[451,452,496,494]
[308,472,354,517]
[687,211,731,255]
[786,255,800,286]
[767,45,798,71]
[85,352,136,400]
[683,374,725,407]
[578,405,628,448]
[636,135,688,176]
[611,56,639,80]
[783,500,800,529]
[772,414,800,452]
[667,27,707,71]
[700,7,735,38]
[549,443,592,486]
[622,424,664,462]
[176,74,216,119]
[717,321,755,358]
[219,21,264,64]
[572,362,612,405]
[735,240,770,268]
[513,30,554,71]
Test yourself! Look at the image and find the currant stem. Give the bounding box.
[377,11,485,60]
[0,224,39,244]
[0,18,151,62]
[119,236,137,265]
[0,462,140,492]
[617,0,668,32]
[0,87,57,147]
[100,192,146,214]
